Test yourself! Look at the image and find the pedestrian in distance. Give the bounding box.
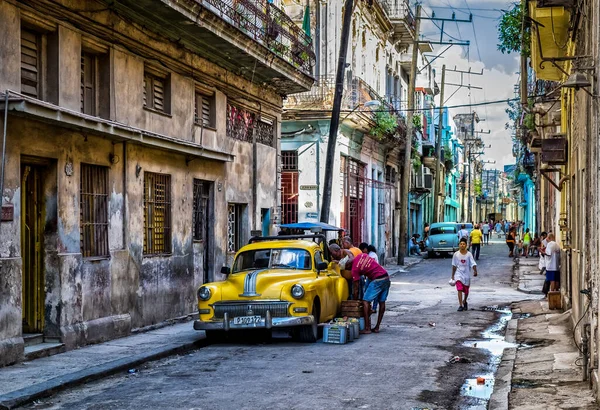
[451,238,478,311]
[457,224,469,240]
[545,233,561,292]
[409,234,422,256]
[522,228,531,257]
[469,224,483,261]
[481,221,490,245]
[495,221,503,238]
[506,228,516,257]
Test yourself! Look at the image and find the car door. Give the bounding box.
[315,250,336,320]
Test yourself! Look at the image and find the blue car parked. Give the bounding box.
[425,222,460,257]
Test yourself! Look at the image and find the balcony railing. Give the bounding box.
[201,0,316,76]
[381,0,416,31]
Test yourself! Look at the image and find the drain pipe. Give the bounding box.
[0,92,8,209]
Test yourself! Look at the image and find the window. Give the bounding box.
[281,151,298,171]
[227,204,244,253]
[144,70,170,113]
[21,28,41,98]
[192,179,210,241]
[194,92,214,127]
[80,164,109,258]
[81,52,97,115]
[378,203,385,225]
[144,172,172,255]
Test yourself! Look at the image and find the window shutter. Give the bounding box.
[201,97,210,126]
[153,77,164,111]
[81,53,96,115]
[21,29,39,98]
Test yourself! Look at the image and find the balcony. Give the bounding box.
[381,0,416,45]
[109,0,316,94]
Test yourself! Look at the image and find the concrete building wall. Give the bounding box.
[0,0,288,366]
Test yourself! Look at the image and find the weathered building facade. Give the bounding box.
[0,0,314,366]
[282,0,435,259]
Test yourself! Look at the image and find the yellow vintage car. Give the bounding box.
[194,234,349,342]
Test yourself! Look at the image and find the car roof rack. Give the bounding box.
[248,234,331,260]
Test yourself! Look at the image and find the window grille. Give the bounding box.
[21,29,40,98]
[281,151,298,171]
[81,52,96,115]
[144,72,166,112]
[195,92,214,127]
[226,103,255,143]
[378,203,385,225]
[80,164,109,258]
[281,172,298,224]
[144,172,172,255]
[193,180,211,241]
[227,204,244,252]
[255,119,274,147]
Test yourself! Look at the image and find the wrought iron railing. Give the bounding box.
[381,0,416,31]
[200,0,315,76]
[286,75,336,104]
[534,79,560,100]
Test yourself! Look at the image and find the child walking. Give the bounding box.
[451,238,479,311]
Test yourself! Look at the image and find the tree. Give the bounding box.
[497,3,530,57]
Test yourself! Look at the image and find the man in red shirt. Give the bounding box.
[347,252,390,334]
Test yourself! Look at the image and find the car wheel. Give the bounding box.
[294,301,319,343]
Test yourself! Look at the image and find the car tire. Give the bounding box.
[294,301,319,343]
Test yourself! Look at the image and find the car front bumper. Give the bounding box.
[428,247,456,252]
[194,313,315,331]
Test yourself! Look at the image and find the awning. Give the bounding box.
[280,221,344,232]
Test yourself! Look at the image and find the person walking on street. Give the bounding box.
[469,224,483,260]
[495,221,503,238]
[522,228,532,257]
[481,222,490,245]
[545,233,561,292]
[457,224,469,240]
[506,228,516,257]
[451,238,479,311]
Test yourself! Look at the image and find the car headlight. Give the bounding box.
[197,286,211,301]
[291,284,305,299]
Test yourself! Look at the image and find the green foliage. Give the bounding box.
[412,114,422,131]
[474,178,482,196]
[497,4,530,57]
[412,155,422,172]
[444,148,453,162]
[370,110,398,140]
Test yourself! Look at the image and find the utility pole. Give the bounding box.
[320,0,353,224]
[398,4,421,265]
[433,65,446,223]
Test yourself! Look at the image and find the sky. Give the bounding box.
[420,0,520,169]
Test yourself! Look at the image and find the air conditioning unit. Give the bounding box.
[541,135,568,165]
[550,111,561,125]
[412,172,424,189]
[424,174,433,189]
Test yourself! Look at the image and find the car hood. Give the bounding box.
[215,269,315,301]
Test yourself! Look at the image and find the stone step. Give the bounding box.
[22,333,44,347]
[24,341,66,361]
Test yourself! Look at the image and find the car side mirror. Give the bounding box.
[220,266,231,275]
[317,261,328,272]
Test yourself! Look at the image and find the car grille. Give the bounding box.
[212,301,291,319]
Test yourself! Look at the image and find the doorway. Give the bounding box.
[21,164,45,333]
[193,179,212,284]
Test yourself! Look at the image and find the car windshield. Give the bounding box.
[457,223,473,230]
[430,226,456,235]
[232,248,312,273]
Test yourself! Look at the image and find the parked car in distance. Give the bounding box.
[426,222,459,257]
[194,234,349,343]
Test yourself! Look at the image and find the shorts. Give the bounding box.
[546,270,559,282]
[363,277,391,303]
[456,280,470,296]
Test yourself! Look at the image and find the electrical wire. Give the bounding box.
[572,293,591,354]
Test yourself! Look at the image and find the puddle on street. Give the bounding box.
[457,306,513,409]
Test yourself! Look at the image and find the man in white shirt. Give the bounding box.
[457,224,469,240]
[481,222,490,245]
[544,233,560,292]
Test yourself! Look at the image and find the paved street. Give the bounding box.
[17,238,530,410]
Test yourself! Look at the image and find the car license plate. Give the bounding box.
[439,240,446,244]
[233,316,262,325]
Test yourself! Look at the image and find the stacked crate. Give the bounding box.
[341,300,364,318]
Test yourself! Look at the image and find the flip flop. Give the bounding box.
[371,328,380,333]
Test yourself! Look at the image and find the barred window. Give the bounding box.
[281,151,298,171]
[144,172,172,255]
[193,179,211,241]
[227,204,244,253]
[21,28,41,98]
[80,164,109,258]
[378,203,385,225]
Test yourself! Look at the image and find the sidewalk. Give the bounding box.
[0,320,205,410]
[490,257,598,409]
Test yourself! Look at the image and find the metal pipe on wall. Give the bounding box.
[0,92,8,209]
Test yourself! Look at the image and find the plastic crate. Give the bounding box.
[323,324,348,344]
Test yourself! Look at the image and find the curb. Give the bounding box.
[489,314,518,409]
[0,339,207,410]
